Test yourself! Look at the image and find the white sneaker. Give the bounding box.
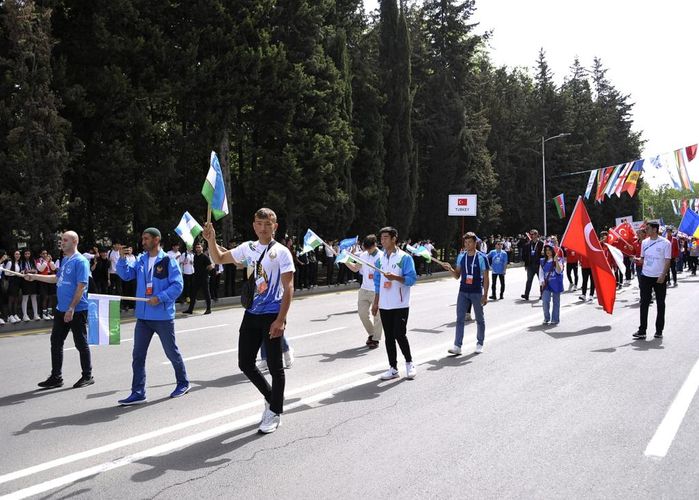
[9,315,19,324]
[568,283,574,291]
[465,313,473,321]
[47,313,54,320]
[475,344,483,354]
[379,367,399,380]
[448,345,462,355]
[256,359,268,372]
[578,295,586,301]
[258,408,281,434]
[283,347,295,369]
[406,362,416,379]
[22,315,30,322]
[33,315,41,321]
[0,318,5,325]
[586,296,593,302]
[42,314,51,321]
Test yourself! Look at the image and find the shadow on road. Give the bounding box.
[318,347,370,363]
[591,338,664,353]
[309,310,357,322]
[0,387,73,408]
[425,352,479,371]
[528,325,612,338]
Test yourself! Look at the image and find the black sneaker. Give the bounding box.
[654,332,663,339]
[38,376,63,389]
[632,331,646,340]
[203,309,212,315]
[521,294,529,300]
[489,295,497,300]
[73,376,95,388]
[182,310,193,315]
[365,335,373,346]
[367,340,380,349]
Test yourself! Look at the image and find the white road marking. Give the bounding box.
[166,326,348,364]
[644,356,699,458]
[63,324,229,352]
[0,311,551,492]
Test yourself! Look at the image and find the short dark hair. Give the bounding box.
[254,207,277,222]
[647,221,660,229]
[379,226,398,239]
[363,234,377,248]
[463,232,477,243]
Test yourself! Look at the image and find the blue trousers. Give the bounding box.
[455,291,485,347]
[542,289,560,323]
[131,319,188,396]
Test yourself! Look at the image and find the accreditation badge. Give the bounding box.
[256,276,268,294]
[383,281,392,289]
[465,275,474,285]
[146,282,153,296]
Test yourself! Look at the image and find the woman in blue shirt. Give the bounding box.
[539,244,565,325]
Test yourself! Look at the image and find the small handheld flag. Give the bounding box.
[405,243,446,266]
[553,193,565,219]
[201,151,229,221]
[174,211,203,248]
[301,229,325,254]
[87,294,122,345]
[338,236,358,252]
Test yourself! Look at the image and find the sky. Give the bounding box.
[363,0,698,188]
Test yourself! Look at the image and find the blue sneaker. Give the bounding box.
[170,383,190,398]
[118,393,147,406]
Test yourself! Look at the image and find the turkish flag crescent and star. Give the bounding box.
[560,197,617,314]
[458,198,468,206]
[607,222,637,257]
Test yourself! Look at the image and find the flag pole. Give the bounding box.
[206,204,212,224]
[88,293,149,302]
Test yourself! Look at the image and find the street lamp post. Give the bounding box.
[541,133,570,237]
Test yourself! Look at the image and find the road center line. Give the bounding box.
[165,327,348,364]
[644,356,699,458]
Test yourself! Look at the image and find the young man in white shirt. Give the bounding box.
[634,221,671,340]
[178,247,195,306]
[371,227,418,380]
[343,234,383,349]
[204,208,295,434]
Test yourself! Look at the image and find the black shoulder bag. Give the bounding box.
[240,241,276,310]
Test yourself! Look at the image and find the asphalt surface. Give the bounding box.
[0,268,697,499]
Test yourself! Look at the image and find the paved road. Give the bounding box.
[0,268,697,499]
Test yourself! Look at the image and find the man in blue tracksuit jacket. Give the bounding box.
[115,227,190,405]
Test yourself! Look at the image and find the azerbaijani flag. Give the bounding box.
[87,294,121,345]
[201,151,229,220]
[553,193,565,218]
[301,228,324,254]
[406,243,432,263]
[174,211,203,248]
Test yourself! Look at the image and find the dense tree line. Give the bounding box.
[0,0,642,252]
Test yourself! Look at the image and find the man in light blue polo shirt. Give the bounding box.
[27,231,94,389]
[487,241,508,300]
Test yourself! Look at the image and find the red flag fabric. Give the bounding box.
[606,222,637,256]
[687,144,698,162]
[560,197,617,314]
[596,167,614,203]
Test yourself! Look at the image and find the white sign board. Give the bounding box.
[615,215,633,226]
[448,194,477,216]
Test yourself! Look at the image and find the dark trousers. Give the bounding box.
[379,307,412,369]
[224,265,237,296]
[209,273,221,300]
[624,256,632,280]
[523,266,539,298]
[567,262,579,287]
[50,310,91,378]
[667,258,677,286]
[108,274,121,295]
[93,279,109,294]
[238,312,285,414]
[581,268,595,296]
[326,257,335,285]
[491,274,505,298]
[187,276,211,312]
[689,256,698,274]
[639,274,667,334]
[308,261,318,286]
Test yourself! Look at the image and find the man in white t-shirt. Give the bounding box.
[178,248,194,305]
[343,234,383,349]
[634,221,671,340]
[204,207,295,435]
[167,242,182,264]
[107,242,122,295]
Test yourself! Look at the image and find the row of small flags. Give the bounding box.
[581,143,697,203]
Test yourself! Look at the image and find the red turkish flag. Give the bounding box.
[560,197,617,314]
[458,198,468,206]
[686,144,697,162]
[607,222,637,256]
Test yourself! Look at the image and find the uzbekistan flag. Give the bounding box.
[175,211,203,248]
[201,151,229,220]
[301,229,324,254]
[338,236,358,252]
[335,250,358,266]
[553,193,565,218]
[406,243,432,263]
[87,294,121,345]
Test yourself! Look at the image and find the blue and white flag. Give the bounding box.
[201,151,229,220]
[338,236,358,252]
[301,229,324,254]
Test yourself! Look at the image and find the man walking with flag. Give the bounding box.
[27,231,94,389]
[342,234,383,349]
[203,208,295,434]
[634,221,671,340]
[116,227,190,405]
